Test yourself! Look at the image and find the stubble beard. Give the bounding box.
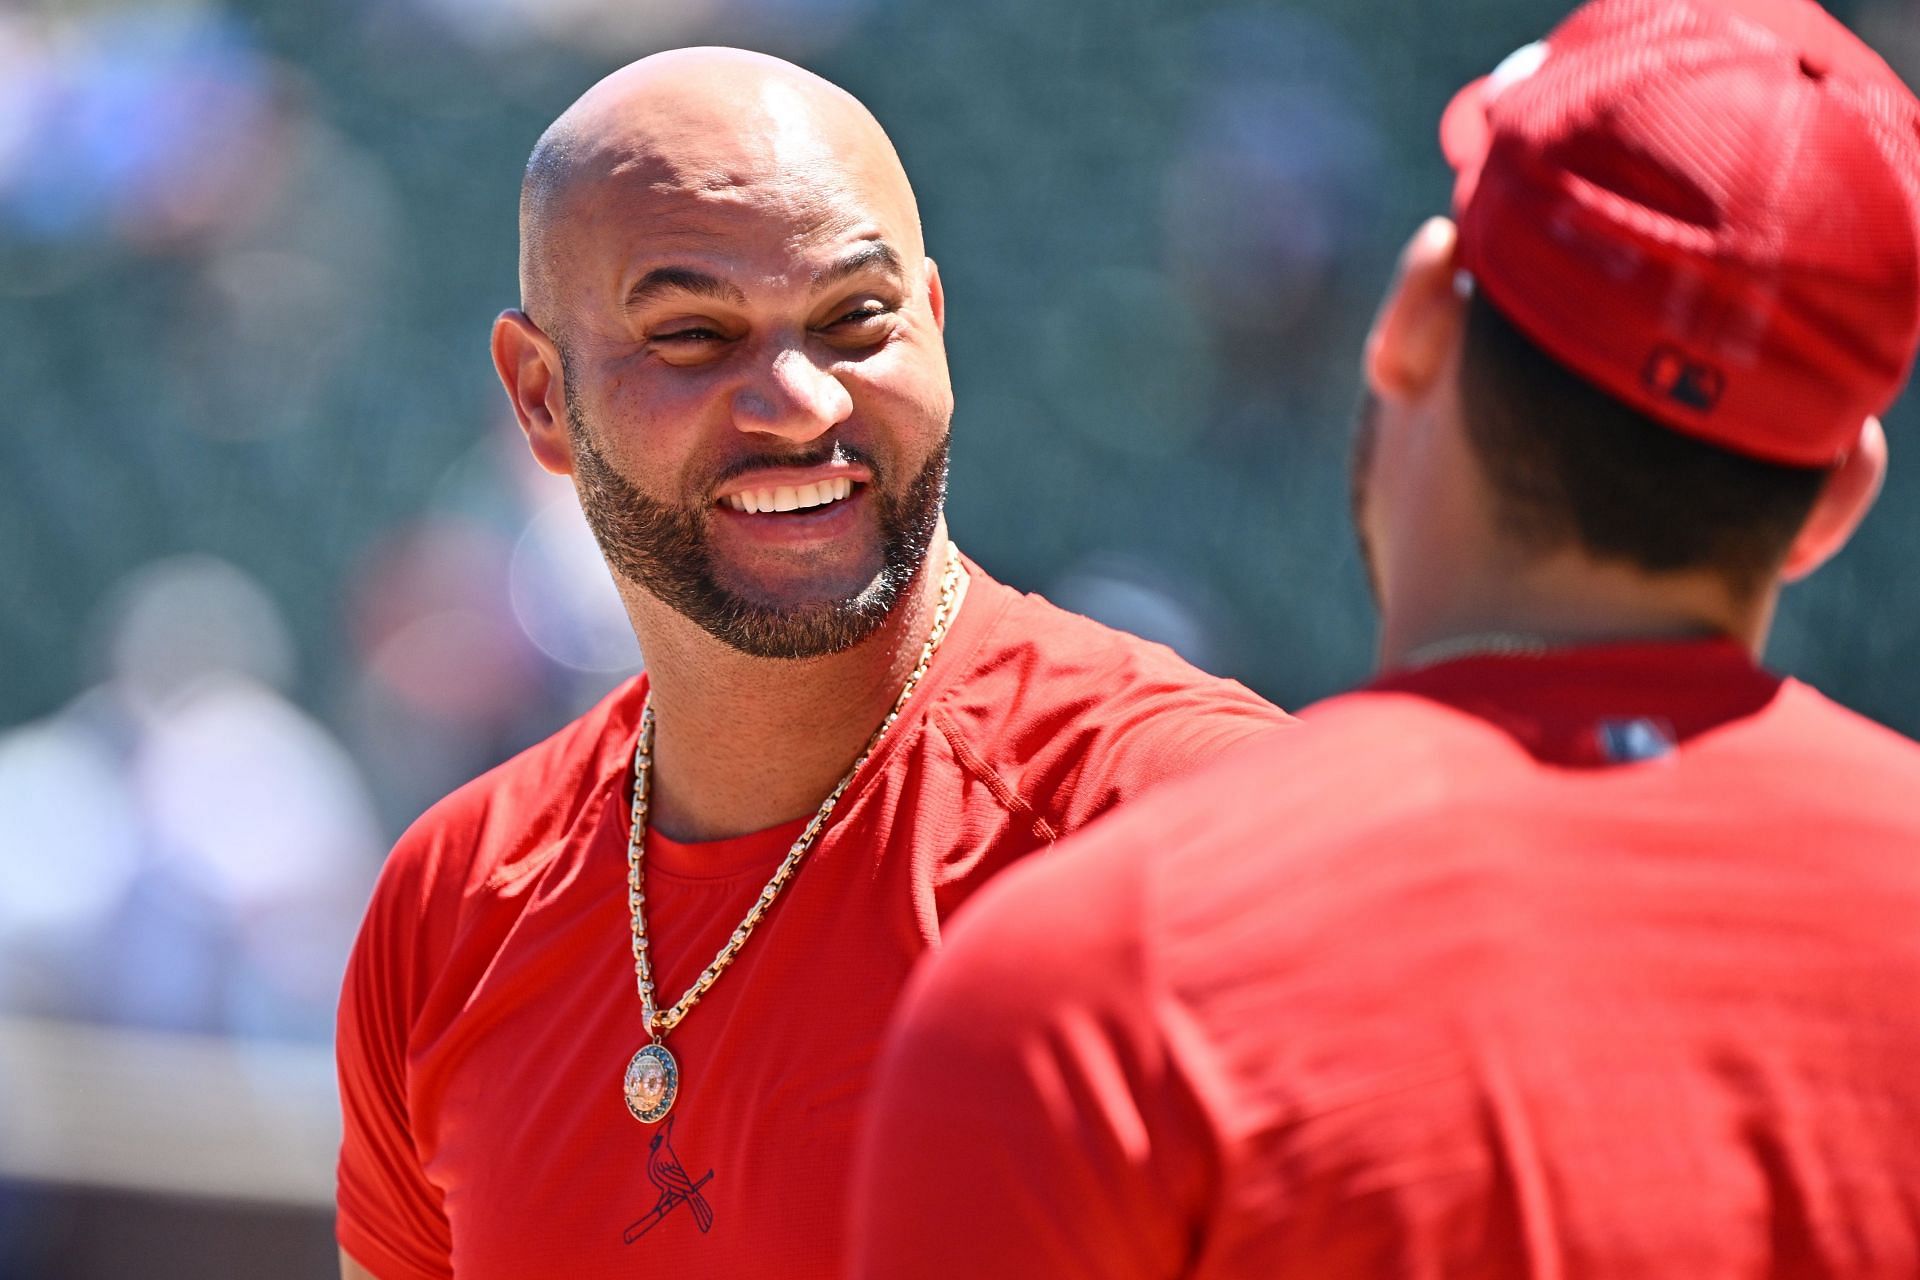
[564,387,949,661]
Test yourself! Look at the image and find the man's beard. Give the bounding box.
[1350,391,1384,608]
[565,391,948,661]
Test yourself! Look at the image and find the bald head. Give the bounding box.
[518,48,923,330]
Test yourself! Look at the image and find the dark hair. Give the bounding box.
[1456,292,1829,597]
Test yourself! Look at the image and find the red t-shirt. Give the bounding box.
[854,640,1920,1278]
[334,560,1289,1280]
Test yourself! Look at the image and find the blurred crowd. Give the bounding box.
[2,0,1919,1254]
[0,481,640,1043]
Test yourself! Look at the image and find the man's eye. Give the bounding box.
[830,305,893,330]
[654,326,726,343]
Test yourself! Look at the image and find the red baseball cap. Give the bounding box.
[1442,0,1920,466]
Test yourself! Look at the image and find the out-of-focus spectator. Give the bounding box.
[1046,550,1237,675]
[391,0,877,59]
[0,556,381,1042]
[340,419,643,832]
[0,9,274,253]
[1163,8,1388,450]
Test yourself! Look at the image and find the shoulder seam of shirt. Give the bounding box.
[932,707,1058,843]
[481,834,569,893]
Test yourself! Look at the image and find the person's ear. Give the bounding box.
[492,309,574,476]
[1364,217,1467,403]
[1781,416,1887,582]
[923,257,946,332]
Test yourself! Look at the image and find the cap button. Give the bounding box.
[1799,52,1828,80]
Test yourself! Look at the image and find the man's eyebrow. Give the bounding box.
[624,267,749,311]
[812,241,905,290]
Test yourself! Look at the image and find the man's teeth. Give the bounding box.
[725,477,855,514]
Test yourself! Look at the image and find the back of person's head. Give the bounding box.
[1441,0,1920,593]
[1456,293,1827,597]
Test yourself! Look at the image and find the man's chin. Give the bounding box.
[690,539,933,660]
[704,549,892,618]
[695,589,897,660]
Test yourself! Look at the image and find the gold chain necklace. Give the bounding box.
[1401,632,1550,669]
[621,547,964,1124]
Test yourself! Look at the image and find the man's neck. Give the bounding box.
[626,534,963,843]
[1378,549,1773,673]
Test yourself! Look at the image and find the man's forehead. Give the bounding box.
[608,79,845,176]
[579,147,885,218]
[560,115,911,236]
[576,101,822,190]
[520,49,922,313]
[555,59,902,203]
[557,140,917,282]
[570,173,909,274]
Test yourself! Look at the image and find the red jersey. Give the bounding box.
[334,560,1289,1280]
[854,640,1920,1279]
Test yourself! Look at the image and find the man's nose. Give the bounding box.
[731,346,853,440]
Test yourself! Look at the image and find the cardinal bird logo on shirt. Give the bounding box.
[623,1117,716,1242]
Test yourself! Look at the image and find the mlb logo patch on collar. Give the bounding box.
[1594,717,1677,764]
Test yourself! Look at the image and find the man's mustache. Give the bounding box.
[704,440,880,495]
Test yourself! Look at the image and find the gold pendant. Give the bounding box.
[624,1042,678,1123]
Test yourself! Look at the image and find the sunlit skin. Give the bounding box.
[1355,216,1888,671]
[487,48,966,847]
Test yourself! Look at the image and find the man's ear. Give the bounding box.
[923,257,946,333]
[1364,217,1467,403]
[492,309,574,477]
[1781,416,1888,582]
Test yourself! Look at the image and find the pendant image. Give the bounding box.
[624,1043,679,1124]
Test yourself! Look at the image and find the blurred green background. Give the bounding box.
[0,0,1915,1274]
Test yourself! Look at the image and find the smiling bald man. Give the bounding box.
[333,48,1289,1280]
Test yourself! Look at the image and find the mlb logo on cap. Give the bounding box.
[1642,346,1726,414]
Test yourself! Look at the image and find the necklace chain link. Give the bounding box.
[1401,632,1551,670]
[627,547,964,1040]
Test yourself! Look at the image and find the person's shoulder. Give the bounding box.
[1028,684,1515,881]
[937,566,1293,829]
[1089,680,1501,819]
[1773,677,1920,750]
[376,675,644,910]
[964,569,1269,702]
[339,678,643,1130]
[1762,677,1920,796]
[901,685,1521,1095]
[1287,683,1520,780]
[898,790,1152,1053]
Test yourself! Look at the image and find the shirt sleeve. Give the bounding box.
[335,827,456,1280]
[849,837,1217,1280]
[1013,643,1293,839]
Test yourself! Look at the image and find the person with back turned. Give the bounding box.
[853,2,1920,1275]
